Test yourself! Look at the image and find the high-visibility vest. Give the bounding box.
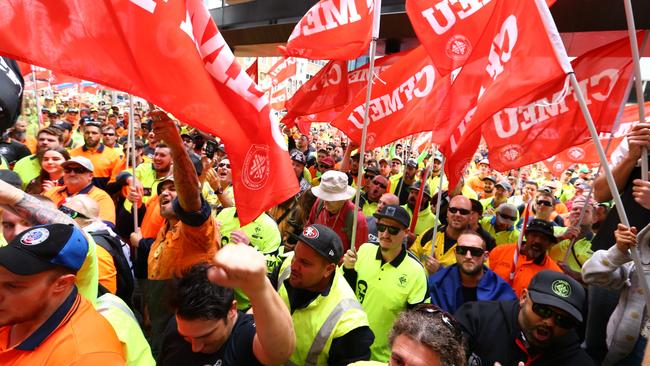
[96,293,155,366]
[277,253,369,366]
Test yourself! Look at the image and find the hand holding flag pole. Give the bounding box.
[350,0,382,253]
[623,2,648,180]
[430,148,445,257]
[571,72,650,307]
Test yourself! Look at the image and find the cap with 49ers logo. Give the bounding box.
[0,224,89,275]
[289,224,343,263]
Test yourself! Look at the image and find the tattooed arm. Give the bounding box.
[0,179,76,226]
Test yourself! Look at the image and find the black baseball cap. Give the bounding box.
[527,270,585,322]
[408,181,431,198]
[0,224,88,275]
[525,219,557,243]
[288,224,342,263]
[373,205,410,228]
[482,176,497,183]
[290,150,306,165]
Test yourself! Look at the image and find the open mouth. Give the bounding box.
[160,197,172,205]
[533,327,551,342]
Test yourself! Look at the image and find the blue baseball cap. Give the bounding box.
[0,224,88,275]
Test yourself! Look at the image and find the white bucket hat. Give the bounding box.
[311,170,356,202]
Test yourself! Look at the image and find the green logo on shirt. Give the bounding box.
[551,280,571,298]
[398,274,407,288]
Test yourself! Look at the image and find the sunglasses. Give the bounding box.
[455,245,485,257]
[218,163,230,168]
[372,180,387,189]
[498,212,517,221]
[319,164,332,169]
[414,304,463,340]
[63,166,89,174]
[103,133,115,137]
[531,302,577,329]
[59,205,90,220]
[448,207,471,215]
[377,224,401,235]
[536,200,553,207]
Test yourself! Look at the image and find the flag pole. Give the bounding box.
[622,4,648,179]
[570,72,650,306]
[128,94,140,232]
[350,0,382,252]
[430,152,446,257]
[30,66,43,129]
[409,162,431,233]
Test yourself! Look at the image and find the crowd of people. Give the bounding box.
[0,94,649,366]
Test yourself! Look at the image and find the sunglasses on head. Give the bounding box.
[218,163,230,168]
[413,304,463,340]
[448,207,471,215]
[498,212,517,221]
[536,200,553,207]
[531,302,577,329]
[376,223,401,235]
[59,205,90,220]
[63,166,89,174]
[455,245,485,257]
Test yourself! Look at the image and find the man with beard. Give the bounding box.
[429,231,516,314]
[410,195,473,274]
[130,111,220,355]
[479,176,496,200]
[480,203,521,246]
[70,121,121,190]
[359,174,389,217]
[390,158,418,205]
[378,158,391,178]
[13,127,64,189]
[109,143,173,208]
[343,205,428,362]
[403,181,436,237]
[488,219,563,296]
[455,270,592,365]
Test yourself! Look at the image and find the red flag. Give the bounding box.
[282,50,408,127]
[283,60,348,124]
[483,34,639,171]
[270,87,287,111]
[543,102,650,175]
[268,57,297,86]
[331,46,451,148]
[440,126,482,194]
[246,59,258,84]
[0,0,298,224]
[280,0,375,60]
[411,0,571,152]
[50,71,80,85]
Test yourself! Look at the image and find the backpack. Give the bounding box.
[315,199,356,244]
[92,230,135,308]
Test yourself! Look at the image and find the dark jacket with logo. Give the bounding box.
[454,300,594,366]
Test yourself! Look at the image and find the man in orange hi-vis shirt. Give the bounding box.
[488,219,562,296]
[0,224,124,365]
[129,111,220,355]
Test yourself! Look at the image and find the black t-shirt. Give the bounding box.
[158,311,264,366]
[461,286,478,303]
[0,139,30,164]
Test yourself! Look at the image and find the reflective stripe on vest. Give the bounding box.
[97,295,138,323]
[286,298,364,366]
